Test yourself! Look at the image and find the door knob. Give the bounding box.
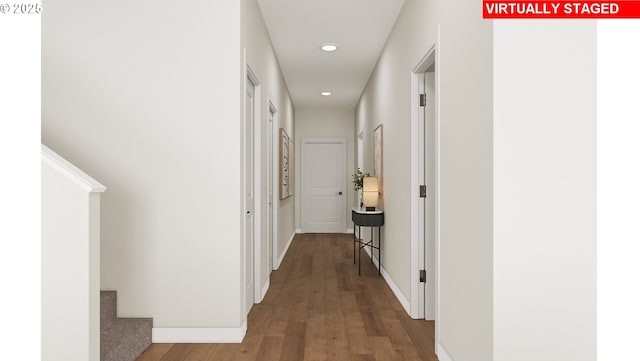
[337,191,343,195]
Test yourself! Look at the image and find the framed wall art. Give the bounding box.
[279,128,294,199]
[374,124,383,206]
[288,135,294,196]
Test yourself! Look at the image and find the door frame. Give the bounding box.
[409,42,440,329]
[268,100,279,271]
[356,131,364,239]
[300,137,347,233]
[244,51,263,316]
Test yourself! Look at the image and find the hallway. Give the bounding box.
[136,234,436,361]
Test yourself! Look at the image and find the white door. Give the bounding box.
[422,72,436,320]
[268,106,275,271]
[245,76,255,315]
[302,138,347,233]
[356,132,364,239]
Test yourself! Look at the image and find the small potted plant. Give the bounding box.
[352,168,370,208]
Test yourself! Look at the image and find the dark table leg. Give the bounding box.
[353,224,356,264]
[358,237,361,276]
[378,226,381,275]
[370,227,373,264]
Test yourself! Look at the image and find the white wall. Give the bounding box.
[42,0,244,332]
[356,1,493,360]
[241,0,296,291]
[295,108,355,232]
[436,3,494,361]
[358,4,596,361]
[42,146,105,361]
[493,21,596,361]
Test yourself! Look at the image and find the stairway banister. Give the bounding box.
[41,144,106,193]
[42,143,105,361]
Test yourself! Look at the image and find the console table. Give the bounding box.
[351,208,384,276]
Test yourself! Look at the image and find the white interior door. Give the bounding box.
[356,132,364,239]
[245,76,255,315]
[302,138,346,233]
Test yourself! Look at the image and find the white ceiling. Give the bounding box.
[257,0,405,110]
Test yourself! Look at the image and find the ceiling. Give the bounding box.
[257,0,405,110]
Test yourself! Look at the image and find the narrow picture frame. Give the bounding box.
[374,124,383,206]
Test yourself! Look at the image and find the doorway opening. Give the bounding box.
[410,44,439,338]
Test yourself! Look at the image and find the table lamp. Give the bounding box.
[362,177,379,211]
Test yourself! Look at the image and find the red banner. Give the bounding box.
[483,1,640,18]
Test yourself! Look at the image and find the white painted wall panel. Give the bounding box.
[493,20,596,361]
[42,156,102,361]
[43,0,243,328]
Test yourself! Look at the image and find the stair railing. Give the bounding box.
[41,144,106,361]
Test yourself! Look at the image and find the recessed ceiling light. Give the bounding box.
[321,92,332,96]
[320,44,338,52]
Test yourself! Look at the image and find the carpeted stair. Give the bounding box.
[101,291,153,361]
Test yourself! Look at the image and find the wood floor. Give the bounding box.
[136,233,437,361]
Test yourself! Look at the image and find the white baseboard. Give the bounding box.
[362,246,411,315]
[362,244,373,260]
[382,269,411,315]
[152,321,247,343]
[296,228,353,234]
[275,230,296,269]
[260,278,270,301]
[437,343,455,361]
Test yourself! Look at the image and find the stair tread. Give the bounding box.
[101,317,152,361]
[100,291,117,326]
[100,290,153,361]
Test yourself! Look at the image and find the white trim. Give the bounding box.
[362,247,411,315]
[357,131,364,210]
[296,228,303,234]
[41,145,106,193]
[250,66,262,306]
[275,230,296,269]
[435,26,442,347]
[362,244,374,261]
[437,343,455,361]
[242,47,262,316]
[410,56,424,319]
[345,228,353,234]
[382,266,411,315]
[410,43,438,320]
[244,49,262,313]
[268,100,279,272]
[152,321,247,343]
[260,278,270,301]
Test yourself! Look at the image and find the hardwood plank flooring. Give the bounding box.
[136,233,437,361]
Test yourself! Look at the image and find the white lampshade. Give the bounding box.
[362,177,379,209]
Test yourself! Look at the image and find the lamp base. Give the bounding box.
[365,206,376,212]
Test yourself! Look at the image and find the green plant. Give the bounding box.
[352,168,371,191]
